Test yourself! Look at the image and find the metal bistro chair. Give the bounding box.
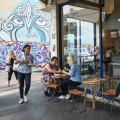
[40,75,59,97]
[102,89,120,113]
[68,89,86,112]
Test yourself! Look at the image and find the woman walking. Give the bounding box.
[16,44,34,104]
[5,50,19,87]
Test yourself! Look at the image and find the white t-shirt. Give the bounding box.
[17,53,34,73]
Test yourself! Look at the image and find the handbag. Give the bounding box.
[13,63,18,71]
[5,65,10,72]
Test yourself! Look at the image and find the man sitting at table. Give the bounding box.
[41,56,62,96]
[58,56,81,99]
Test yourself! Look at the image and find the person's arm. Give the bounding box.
[45,64,62,74]
[63,64,76,77]
[15,54,26,64]
[62,70,69,76]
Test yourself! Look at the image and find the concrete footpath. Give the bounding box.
[0,70,120,120]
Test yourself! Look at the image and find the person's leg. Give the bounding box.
[60,79,76,95]
[18,72,25,104]
[8,68,13,86]
[24,73,31,96]
[115,83,120,97]
[14,71,19,88]
[19,72,25,98]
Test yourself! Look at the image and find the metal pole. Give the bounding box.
[58,5,62,69]
[99,0,103,78]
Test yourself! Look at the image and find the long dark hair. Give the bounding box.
[22,44,31,52]
[51,56,58,62]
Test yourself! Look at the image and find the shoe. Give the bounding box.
[24,96,29,103]
[44,91,49,96]
[58,95,66,99]
[65,94,71,99]
[19,99,24,104]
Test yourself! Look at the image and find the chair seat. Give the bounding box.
[102,89,116,96]
[116,95,120,100]
[69,89,86,95]
[46,83,59,88]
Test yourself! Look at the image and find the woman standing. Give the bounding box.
[16,44,34,104]
[5,50,19,87]
[90,46,100,68]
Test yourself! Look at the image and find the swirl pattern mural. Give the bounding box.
[0,0,51,69]
[0,41,51,69]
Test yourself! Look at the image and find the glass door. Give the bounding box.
[62,4,99,74]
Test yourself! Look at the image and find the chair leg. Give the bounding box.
[70,95,86,112]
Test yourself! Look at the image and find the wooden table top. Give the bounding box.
[82,78,106,85]
[51,74,69,79]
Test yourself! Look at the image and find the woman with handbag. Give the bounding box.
[5,50,19,87]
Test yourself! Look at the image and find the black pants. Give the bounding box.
[115,82,120,97]
[8,67,18,81]
[60,79,80,95]
[18,72,31,98]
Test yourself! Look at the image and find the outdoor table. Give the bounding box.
[51,74,70,93]
[52,74,69,79]
[82,78,106,109]
[51,74,69,84]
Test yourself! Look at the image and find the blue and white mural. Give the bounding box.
[0,0,51,69]
[0,0,50,42]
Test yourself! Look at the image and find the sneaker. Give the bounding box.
[65,94,71,99]
[24,96,29,103]
[19,99,24,104]
[58,95,66,99]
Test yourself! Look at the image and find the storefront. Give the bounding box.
[53,0,120,90]
[57,0,104,77]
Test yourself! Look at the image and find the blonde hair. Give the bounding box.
[8,50,16,57]
[67,56,76,66]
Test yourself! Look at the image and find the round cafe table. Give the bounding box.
[82,78,106,109]
[51,74,70,93]
[51,74,70,85]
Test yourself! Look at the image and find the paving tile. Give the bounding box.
[0,71,120,120]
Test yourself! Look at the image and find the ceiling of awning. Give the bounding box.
[0,0,46,14]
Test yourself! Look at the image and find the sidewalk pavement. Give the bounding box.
[0,70,120,120]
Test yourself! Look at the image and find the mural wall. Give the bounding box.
[0,0,51,69]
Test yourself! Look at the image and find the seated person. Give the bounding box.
[90,46,100,68]
[58,56,81,99]
[41,56,62,96]
[115,82,120,98]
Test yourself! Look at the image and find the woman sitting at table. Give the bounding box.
[58,56,81,99]
[41,56,62,96]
